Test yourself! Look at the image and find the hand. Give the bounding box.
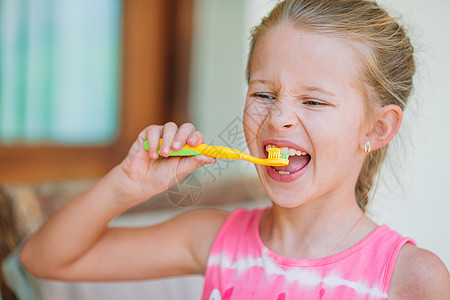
[116,122,216,203]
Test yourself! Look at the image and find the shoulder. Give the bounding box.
[174,208,232,239]
[389,243,450,299]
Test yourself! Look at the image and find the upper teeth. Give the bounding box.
[265,144,307,156]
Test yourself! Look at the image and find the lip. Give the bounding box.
[262,139,308,154]
[261,139,310,183]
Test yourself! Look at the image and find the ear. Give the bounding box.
[361,104,403,152]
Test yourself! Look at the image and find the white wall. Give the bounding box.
[369,0,450,269]
[189,0,247,142]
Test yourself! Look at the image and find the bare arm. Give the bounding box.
[21,205,228,281]
[389,243,450,299]
[19,123,223,281]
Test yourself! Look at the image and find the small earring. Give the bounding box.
[364,141,371,154]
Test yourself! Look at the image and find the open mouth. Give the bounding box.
[264,143,311,175]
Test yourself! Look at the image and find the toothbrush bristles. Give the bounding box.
[268,148,281,159]
[267,148,289,165]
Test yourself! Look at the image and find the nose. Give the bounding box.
[266,101,299,131]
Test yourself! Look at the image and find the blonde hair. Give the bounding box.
[247,0,415,210]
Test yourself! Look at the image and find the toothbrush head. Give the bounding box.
[266,148,290,166]
[268,147,281,159]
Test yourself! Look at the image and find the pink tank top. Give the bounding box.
[202,207,415,300]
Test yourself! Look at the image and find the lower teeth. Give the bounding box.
[271,167,291,175]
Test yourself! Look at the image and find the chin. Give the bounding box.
[256,171,308,208]
[268,192,308,209]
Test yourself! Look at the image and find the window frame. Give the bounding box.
[0,0,193,182]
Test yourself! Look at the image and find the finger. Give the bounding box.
[160,122,178,157]
[187,131,205,147]
[178,155,216,175]
[146,125,163,159]
[172,123,195,151]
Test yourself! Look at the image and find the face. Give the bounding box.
[244,26,370,208]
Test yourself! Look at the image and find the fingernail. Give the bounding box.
[162,146,170,155]
[190,136,198,144]
[152,152,159,159]
[205,157,215,163]
[173,141,181,149]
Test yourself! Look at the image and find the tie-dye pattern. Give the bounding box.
[202,208,415,300]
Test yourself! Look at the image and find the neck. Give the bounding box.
[260,193,375,259]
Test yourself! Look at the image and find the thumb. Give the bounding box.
[177,155,216,175]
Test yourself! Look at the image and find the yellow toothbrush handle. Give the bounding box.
[158,139,242,159]
[195,145,282,166]
[188,144,246,160]
[184,144,277,165]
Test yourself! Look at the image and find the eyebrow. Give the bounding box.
[249,79,337,97]
[303,86,336,97]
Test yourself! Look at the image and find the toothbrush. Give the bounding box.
[143,139,289,166]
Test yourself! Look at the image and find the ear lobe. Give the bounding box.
[363,104,403,151]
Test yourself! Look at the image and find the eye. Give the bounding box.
[304,99,328,106]
[253,93,276,101]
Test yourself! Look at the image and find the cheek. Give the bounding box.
[329,121,364,163]
[243,98,269,148]
[243,107,257,153]
[244,97,269,123]
[309,112,362,160]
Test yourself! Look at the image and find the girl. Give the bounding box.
[19,0,449,299]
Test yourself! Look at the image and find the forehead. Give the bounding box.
[249,25,362,93]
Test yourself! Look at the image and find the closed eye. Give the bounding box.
[253,93,276,101]
[304,99,328,106]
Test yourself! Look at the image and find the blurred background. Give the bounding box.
[1,0,449,299]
